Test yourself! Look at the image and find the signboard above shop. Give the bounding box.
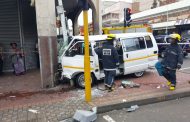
[175,19,190,25]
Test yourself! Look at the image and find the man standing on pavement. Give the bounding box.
[161,34,183,90]
[95,34,120,92]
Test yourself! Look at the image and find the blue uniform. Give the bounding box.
[95,42,119,87]
[161,43,183,85]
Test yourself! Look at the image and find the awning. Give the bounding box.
[131,0,190,20]
[151,21,176,30]
[120,0,190,22]
[175,19,190,26]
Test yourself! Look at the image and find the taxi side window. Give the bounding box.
[65,42,92,57]
[122,37,146,52]
[145,36,153,48]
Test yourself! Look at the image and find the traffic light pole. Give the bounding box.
[124,8,132,31]
[83,0,91,102]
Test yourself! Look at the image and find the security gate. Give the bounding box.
[0,0,38,72]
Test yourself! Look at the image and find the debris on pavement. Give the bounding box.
[126,105,139,112]
[103,115,116,122]
[73,110,97,122]
[162,84,166,87]
[28,109,39,114]
[122,99,127,102]
[121,80,140,88]
[9,96,16,98]
[74,88,106,99]
[157,84,166,89]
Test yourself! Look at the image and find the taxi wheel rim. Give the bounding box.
[135,71,144,77]
[78,74,93,88]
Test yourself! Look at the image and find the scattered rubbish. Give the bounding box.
[28,109,39,114]
[60,118,72,122]
[122,99,127,102]
[103,115,116,122]
[188,81,190,84]
[161,84,165,87]
[126,105,139,112]
[121,80,140,88]
[73,110,97,122]
[0,93,3,95]
[157,84,166,89]
[9,96,16,98]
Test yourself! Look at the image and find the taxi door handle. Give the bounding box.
[154,51,158,54]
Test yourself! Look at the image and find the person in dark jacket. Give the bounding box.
[161,34,183,90]
[95,34,120,92]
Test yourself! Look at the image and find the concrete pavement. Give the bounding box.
[0,56,189,122]
[181,55,190,73]
[97,97,190,122]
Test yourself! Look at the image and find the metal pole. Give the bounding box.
[165,6,169,35]
[57,0,68,45]
[17,0,26,71]
[83,0,91,102]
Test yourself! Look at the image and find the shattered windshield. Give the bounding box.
[57,36,73,62]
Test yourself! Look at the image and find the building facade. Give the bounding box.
[131,0,190,37]
[102,1,132,26]
[132,0,183,13]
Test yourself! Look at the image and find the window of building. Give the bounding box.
[145,36,153,48]
[122,37,146,52]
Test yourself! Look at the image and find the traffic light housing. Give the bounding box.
[79,0,89,10]
[124,8,132,27]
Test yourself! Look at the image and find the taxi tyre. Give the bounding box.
[75,73,95,89]
[133,71,145,78]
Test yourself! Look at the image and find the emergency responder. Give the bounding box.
[95,34,119,92]
[161,34,183,90]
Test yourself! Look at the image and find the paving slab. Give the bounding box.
[0,70,189,121]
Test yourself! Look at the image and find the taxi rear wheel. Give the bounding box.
[133,71,144,78]
[75,73,94,89]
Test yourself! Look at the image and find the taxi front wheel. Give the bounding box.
[75,73,94,89]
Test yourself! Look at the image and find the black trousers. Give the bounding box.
[104,70,116,87]
[163,68,176,86]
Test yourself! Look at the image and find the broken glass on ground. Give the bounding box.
[121,80,141,88]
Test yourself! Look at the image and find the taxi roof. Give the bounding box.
[74,32,152,42]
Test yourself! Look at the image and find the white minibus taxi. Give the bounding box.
[61,33,158,88]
